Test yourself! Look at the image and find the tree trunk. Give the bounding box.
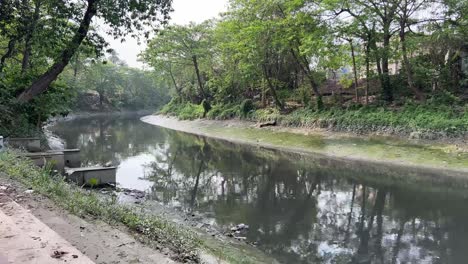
[17,0,98,102]
[192,55,206,99]
[262,64,283,110]
[365,42,371,105]
[381,25,393,102]
[400,18,425,101]
[349,39,360,103]
[168,65,182,97]
[0,38,16,73]
[21,0,42,74]
[261,78,266,107]
[289,48,323,109]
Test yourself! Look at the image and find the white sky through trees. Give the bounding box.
[104,0,228,68]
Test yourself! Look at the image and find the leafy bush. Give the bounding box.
[159,99,467,137]
[240,99,255,118]
[159,100,205,120]
[177,103,205,120]
[250,107,281,122]
[206,103,240,120]
[218,104,240,119]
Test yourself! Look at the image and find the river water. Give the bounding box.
[51,115,468,264]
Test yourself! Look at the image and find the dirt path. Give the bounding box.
[0,178,178,264]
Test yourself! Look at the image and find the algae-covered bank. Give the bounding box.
[141,115,468,174]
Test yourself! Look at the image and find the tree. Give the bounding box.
[328,0,401,102]
[142,22,213,101]
[16,0,172,102]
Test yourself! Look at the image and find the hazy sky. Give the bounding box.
[105,0,228,68]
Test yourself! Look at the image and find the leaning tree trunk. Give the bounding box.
[17,0,98,103]
[168,65,182,98]
[192,55,206,100]
[262,64,283,110]
[0,38,16,73]
[289,48,323,109]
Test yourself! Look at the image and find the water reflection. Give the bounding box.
[51,115,468,264]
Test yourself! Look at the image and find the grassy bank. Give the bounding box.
[160,100,468,139]
[0,151,270,264]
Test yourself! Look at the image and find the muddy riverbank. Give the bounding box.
[141,115,468,174]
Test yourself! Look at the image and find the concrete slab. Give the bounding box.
[0,195,94,264]
[51,149,81,168]
[65,167,116,186]
[7,138,41,152]
[20,151,65,174]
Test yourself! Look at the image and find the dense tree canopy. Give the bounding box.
[0,0,172,135]
[1,0,467,136]
[142,0,467,113]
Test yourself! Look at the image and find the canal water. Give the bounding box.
[51,115,468,264]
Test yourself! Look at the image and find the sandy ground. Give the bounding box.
[0,177,178,264]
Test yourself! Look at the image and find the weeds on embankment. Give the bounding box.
[160,99,468,139]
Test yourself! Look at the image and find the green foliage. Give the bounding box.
[160,101,205,120]
[70,59,171,111]
[206,103,240,120]
[240,99,255,118]
[0,0,173,134]
[139,0,467,114]
[87,177,99,187]
[428,90,461,105]
[250,108,281,122]
[249,102,467,136]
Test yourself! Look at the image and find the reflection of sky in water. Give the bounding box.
[51,115,468,264]
[117,153,154,190]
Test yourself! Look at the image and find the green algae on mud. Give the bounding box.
[141,115,468,173]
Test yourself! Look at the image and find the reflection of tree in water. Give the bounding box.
[53,116,468,264]
[51,115,167,166]
[143,130,468,264]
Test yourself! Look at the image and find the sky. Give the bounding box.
[105,0,228,68]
